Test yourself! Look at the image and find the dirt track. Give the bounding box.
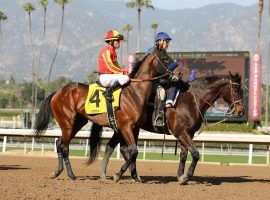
[0,155,270,200]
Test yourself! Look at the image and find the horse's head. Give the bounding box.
[222,71,245,117]
[130,49,181,80]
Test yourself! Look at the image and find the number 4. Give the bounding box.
[90,90,101,107]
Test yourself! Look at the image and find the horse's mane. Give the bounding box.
[189,73,241,90]
[129,55,148,78]
[129,49,170,78]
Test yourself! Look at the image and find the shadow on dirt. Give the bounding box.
[140,175,270,185]
[0,165,29,170]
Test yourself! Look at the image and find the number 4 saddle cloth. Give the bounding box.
[85,83,121,114]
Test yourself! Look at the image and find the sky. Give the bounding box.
[131,0,258,10]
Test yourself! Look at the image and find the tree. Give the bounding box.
[127,0,154,52]
[37,0,49,75]
[85,72,98,84]
[46,0,71,97]
[0,10,7,44]
[35,0,49,116]
[23,2,36,128]
[256,0,263,53]
[151,23,158,42]
[122,24,133,54]
[48,75,72,93]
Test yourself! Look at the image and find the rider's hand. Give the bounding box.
[171,74,179,82]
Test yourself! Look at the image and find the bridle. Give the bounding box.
[189,77,243,133]
[223,80,243,115]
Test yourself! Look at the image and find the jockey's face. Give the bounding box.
[113,40,121,49]
[157,39,170,51]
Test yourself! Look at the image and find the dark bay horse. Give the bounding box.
[34,50,181,181]
[89,72,244,184]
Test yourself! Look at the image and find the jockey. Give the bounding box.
[98,30,129,101]
[147,32,180,127]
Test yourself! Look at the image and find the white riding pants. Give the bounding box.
[156,86,166,100]
[99,74,130,87]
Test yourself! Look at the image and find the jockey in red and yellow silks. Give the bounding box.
[98,30,129,101]
[98,45,126,74]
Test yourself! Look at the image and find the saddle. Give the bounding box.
[85,83,121,115]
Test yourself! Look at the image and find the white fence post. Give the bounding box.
[267,145,270,165]
[24,136,27,154]
[2,136,7,152]
[85,139,89,157]
[201,142,205,162]
[143,141,146,160]
[248,144,253,165]
[31,137,34,151]
[41,138,44,155]
[116,143,120,159]
[54,138,57,153]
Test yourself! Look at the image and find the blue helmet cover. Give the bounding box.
[155,32,172,42]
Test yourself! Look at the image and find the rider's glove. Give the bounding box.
[171,74,179,82]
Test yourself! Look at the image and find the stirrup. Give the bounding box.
[153,115,165,127]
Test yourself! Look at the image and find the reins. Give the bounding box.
[190,79,242,136]
[130,73,169,82]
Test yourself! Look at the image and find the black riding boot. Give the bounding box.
[153,99,165,127]
[103,81,121,101]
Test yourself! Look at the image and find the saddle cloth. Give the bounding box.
[85,84,121,114]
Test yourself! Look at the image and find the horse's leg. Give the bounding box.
[177,132,200,185]
[113,129,139,182]
[51,137,64,179]
[176,143,188,181]
[99,132,120,179]
[58,116,88,180]
[51,131,75,180]
[61,115,88,180]
[128,129,142,183]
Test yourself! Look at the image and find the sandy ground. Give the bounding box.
[0,154,270,200]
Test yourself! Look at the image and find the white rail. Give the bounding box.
[0,129,270,165]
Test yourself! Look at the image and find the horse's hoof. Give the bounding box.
[133,178,144,183]
[68,175,77,180]
[132,176,144,183]
[179,175,188,185]
[50,170,62,179]
[100,173,107,180]
[113,173,121,182]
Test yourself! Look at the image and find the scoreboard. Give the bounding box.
[135,51,250,122]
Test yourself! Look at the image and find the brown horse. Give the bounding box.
[89,72,244,184]
[34,49,181,181]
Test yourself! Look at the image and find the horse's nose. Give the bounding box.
[237,108,244,117]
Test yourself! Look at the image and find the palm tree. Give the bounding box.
[35,0,49,118]
[0,10,7,43]
[151,23,158,42]
[127,0,154,52]
[257,0,263,53]
[23,2,36,128]
[122,24,133,54]
[38,0,48,70]
[46,0,71,97]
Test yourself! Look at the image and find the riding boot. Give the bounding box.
[103,81,121,101]
[153,99,165,127]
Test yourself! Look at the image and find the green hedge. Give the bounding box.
[200,121,255,133]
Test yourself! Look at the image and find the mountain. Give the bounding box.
[0,0,268,83]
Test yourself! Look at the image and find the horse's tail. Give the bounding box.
[34,92,56,136]
[86,123,103,165]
